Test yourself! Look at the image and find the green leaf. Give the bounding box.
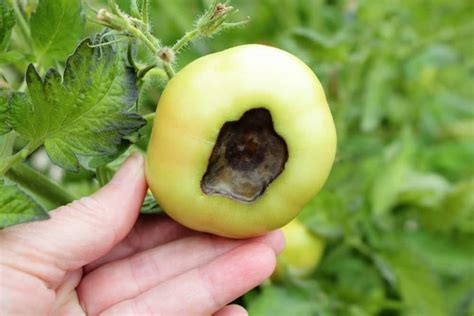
[401,230,474,277]
[9,37,145,171]
[0,51,33,64]
[30,0,85,64]
[427,180,474,233]
[361,57,394,132]
[141,192,163,214]
[245,284,327,316]
[371,134,413,216]
[383,249,448,316]
[0,89,11,134]
[0,0,14,51]
[397,170,451,209]
[0,179,49,228]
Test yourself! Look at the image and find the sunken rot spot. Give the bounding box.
[201,108,288,203]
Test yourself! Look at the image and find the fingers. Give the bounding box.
[100,242,277,316]
[85,215,196,273]
[214,304,248,316]
[0,154,147,288]
[79,229,283,315]
[0,265,54,315]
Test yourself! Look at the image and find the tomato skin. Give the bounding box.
[273,219,325,279]
[146,44,336,238]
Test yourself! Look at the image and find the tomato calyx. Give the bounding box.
[201,108,288,203]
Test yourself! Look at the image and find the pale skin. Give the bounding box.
[0,154,284,315]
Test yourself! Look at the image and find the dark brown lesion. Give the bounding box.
[201,108,288,203]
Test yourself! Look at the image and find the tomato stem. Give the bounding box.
[5,163,76,207]
[172,29,200,53]
[8,0,33,51]
[0,141,41,176]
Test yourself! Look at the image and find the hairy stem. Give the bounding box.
[163,63,175,79]
[172,28,200,52]
[5,163,76,207]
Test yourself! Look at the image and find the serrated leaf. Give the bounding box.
[30,0,85,64]
[0,0,15,51]
[9,37,145,171]
[0,90,29,136]
[0,179,49,228]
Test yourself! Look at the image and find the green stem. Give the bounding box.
[0,132,17,158]
[126,25,159,56]
[124,24,175,79]
[5,163,76,207]
[127,39,138,70]
[163,63,175,79]
[137,64,168,81]
[0,141,40,176]
[172,28,200,52]
[8,0,33,51]
[141,0,149,27]
[137,64,157,79]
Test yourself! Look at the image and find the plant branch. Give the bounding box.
[127,39,138,70]
[0,141,41,176]
[172,28,200,53]
[137,64,168,80]
[8,0,33,51]
[93,0,248,80]
[5,163,76,207]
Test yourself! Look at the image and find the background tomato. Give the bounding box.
[273,219,325,279]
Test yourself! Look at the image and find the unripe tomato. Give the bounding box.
[274,219,325,278]
[146,45,336,238]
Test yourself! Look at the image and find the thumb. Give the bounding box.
[0,154,147,287]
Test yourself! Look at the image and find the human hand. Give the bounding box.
[0,154,284,315]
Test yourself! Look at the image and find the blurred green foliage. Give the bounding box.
[139,1,474,315]
[2,0,473,315]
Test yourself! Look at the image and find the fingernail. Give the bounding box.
[110,153,144,184]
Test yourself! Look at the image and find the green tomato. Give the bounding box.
[273,219,325,279]
[146,44,336,238]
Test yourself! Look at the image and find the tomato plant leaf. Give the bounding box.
[0,89,11,134]
[383,249,448,316]
[141,193,163,214]
[0,179,49,228]
[0,0,14,51]
[371,133,413,216]
[30,0,85,64]
[9,37,145,171]
[245,283,331,316]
